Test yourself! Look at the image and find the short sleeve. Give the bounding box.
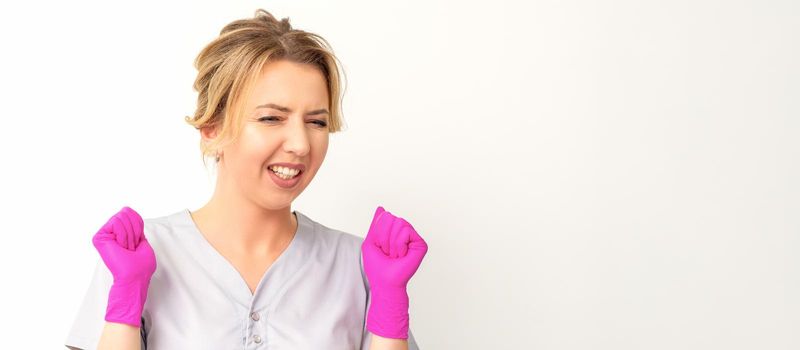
[408,329,420,350]
[64,258,147,350]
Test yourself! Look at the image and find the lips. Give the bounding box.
[268,165,303,188]
[267,162,306,173]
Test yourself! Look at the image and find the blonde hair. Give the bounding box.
[184,9,347,169]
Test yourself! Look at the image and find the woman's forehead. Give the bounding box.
[248,63,329,111]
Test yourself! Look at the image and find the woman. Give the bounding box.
[65,9,428,350]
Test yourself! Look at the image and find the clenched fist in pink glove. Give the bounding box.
[361,206,428,339]
[91,206,157,328]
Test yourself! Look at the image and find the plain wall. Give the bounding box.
[0,0,797,348]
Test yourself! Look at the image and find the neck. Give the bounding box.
[191,175,297,257]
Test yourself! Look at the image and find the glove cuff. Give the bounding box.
[366,287,410,339]
[105,277,151,328]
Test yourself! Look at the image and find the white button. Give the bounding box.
[253,334,262,343]
[250,312,260,321]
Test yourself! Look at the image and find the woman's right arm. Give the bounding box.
[97,322,142,350]
[91,207,157,350]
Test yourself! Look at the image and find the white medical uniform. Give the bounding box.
[65,208,421,350]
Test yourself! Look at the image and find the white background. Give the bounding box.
[0,0,797,349]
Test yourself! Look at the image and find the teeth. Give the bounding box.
[269,166,300,179]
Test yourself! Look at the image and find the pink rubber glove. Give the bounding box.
[91,206,157,328]
[361,206,429,339]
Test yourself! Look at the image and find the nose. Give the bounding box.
[281,115,311,157]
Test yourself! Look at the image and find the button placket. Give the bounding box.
[247,310,263,347]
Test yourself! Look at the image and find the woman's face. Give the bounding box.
[212,59,330,210]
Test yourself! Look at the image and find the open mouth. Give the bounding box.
[268,165,303,180]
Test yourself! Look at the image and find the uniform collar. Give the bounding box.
[171,208,316,310]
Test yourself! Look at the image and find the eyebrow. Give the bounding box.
[256,103,329,117]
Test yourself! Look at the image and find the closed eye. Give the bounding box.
[258,116,328,128]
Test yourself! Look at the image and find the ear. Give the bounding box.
[199,123,220,144]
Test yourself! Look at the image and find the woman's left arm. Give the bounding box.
[362,206,428,350]
[370,332,409,350]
